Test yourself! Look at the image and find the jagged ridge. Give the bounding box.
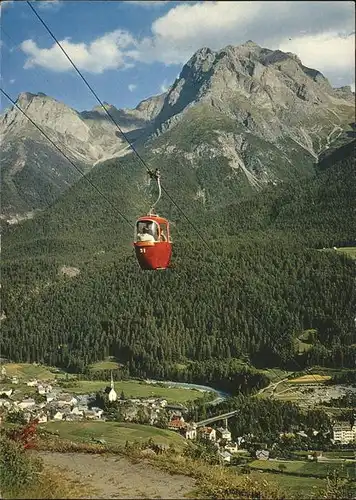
[0,40,354,218]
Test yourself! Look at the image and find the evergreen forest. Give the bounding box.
[1,139,355,392]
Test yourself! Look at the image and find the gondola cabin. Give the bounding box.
[134,215,172,270]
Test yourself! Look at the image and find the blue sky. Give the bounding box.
[1,1,354,113]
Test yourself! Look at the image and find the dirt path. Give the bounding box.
[39,451,196,499]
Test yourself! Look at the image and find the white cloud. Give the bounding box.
[36,0,62,10]
[126,1,169,7]
[160,79,169,92]
[128,83,137,92]
[131,1,355,66]
[277,31,355,84]
[278,32,355,73]
[9,78,15,84]
[20,1,355,86]
[21,30,136,74]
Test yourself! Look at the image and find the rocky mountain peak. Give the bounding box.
[153,39,355,143]
[92,102,116,114]
[1,40,354,219]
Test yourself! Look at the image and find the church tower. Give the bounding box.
[108,371,117,402]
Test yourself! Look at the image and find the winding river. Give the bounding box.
[145,379,230,405]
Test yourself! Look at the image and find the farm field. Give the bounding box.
[248,459,356,479]
[88,359,121,372]
[258,368,294,382]
[43,421,186,449]
[250,470,327,498]
[1,363,65,380]
[320,247,356,260]
[335,247,356,260]
[288,374,331,384]
[293,450,356,460]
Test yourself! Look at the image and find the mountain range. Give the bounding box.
[1,40,354,221]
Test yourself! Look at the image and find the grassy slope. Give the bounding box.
[335,247,356,260]
[248,459,356,479]
[2,363,64,380]
[252,471,327,498]
[217,139,356,246]
[89,359,121,371]
[43,421,186,449]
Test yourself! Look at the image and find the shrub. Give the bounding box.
[0,435,43,496]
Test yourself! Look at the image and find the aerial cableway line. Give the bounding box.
[26,0,218,270]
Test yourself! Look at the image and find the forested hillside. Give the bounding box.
[1,140,355,384]
[217,138,356,246]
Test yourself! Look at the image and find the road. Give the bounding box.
[257,376,291,397]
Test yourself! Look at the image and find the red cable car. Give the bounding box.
[133,169,173,270]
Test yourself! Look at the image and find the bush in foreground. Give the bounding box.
[0,435,42,496]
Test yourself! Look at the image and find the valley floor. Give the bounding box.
[37,451,196,499]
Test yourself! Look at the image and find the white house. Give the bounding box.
[23,411,33,423]
[57,395,77,406]
[38,384,53,395]
[71,407,84,416]
[0,388,13,397]
[27,380,38,387]
[256,450,270,460]
[84,409,98,420]
[333,422,356,444]
[53,411,64,420]
[236,436,245,446]
[18,398,36,410]
[219,450,232,463]
[199,427,216,442]
[217,427,232,442]
[65,414,82,421]
[185,424,197,440]
[91,407,104,418]
[225,442,239,453]
[37,412,48,423]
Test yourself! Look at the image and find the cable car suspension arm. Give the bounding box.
[148,168,161,214]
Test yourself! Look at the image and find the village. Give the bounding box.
[1,366,355,466]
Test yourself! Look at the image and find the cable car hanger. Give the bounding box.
[147,168,161,215]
